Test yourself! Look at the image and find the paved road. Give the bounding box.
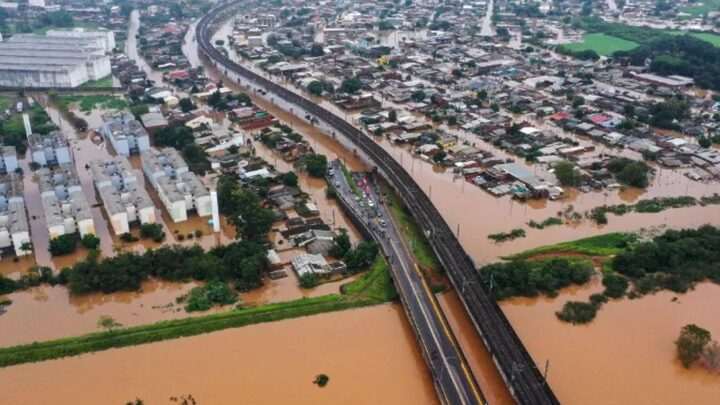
[328,161,484,405]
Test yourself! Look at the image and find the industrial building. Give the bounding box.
[100,113,151,156]
[0,30,113,88]
[0,145,18,174]
[28,130,72,167]
[89,157,156,235]
[141,147,212,222]
[46,29,116,53]
[37,164,95,238]
[0,174,31,257]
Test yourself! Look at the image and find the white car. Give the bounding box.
[367,199,375,207]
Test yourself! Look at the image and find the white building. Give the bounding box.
[0,33,112,88]
[37,165,95,238]
[0,174,31,256]
[28,131,72,167]
[141,147,212,222]
[100,113,151,156]
[28,0,45,8]
[89,157,156,235]
[46,28,116,53]
[0,145,18,174]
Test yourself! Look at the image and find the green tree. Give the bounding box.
[328,229,351,258]
[299,272,320,288]
[309,43,324,56]
[49,234,77,256]
[388,110,397,122]
[676,324,712,368]
[618,162,650,188]
[97,315,122,332]
[153,125,194,149]
[411,90,426,103]
[554,161,582,186]
[432,150,447,163]
[279,172,298,187]
[340,77,362,94]
[80,234,101,250]
[307,80,324,96]
[698,136,711,148]
[305,154,328,177]
[179,97,195,113]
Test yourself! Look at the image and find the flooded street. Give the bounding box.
[0,304,439,405]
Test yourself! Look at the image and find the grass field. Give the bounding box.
[504,232,638,260]
[381,183,442,276]
[0,96,13,112]
[0,294,375,368]
[341,256,397,302]
[55,95,128,113]
[563,33,639,56]
[79,75,115,88]
[681,0,720,16]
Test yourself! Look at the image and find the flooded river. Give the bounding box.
[0,304,439,405]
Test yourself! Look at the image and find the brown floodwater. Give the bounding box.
[182,16,720,404]
[0,280,201,347]
[502,281,720,404]
[0,304,439,405]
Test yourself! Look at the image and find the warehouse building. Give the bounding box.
[0,173,31,257]
[100,113,151,156]
[0,145,18,174]
[37,164,95,238]
[141,147,212,222]
[46,28,116,53]
[28,131,72,167]
[0,31,112,88]
[89,157,156,235]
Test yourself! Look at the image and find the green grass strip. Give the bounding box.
[504,232,637,260]
[0,294,373,368]
[342,256,397,302]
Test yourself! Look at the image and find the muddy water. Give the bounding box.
[502,281,720,404]
[0,280,201,347]
[0,304,439,405]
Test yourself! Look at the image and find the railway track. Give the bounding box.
[196,3,560,403]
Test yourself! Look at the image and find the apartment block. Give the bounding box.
[0,145,18,174]
[0,174,31,256]
[28,130,72,167]
[89,157,156,235]
[100,113,151,156]
[37,164,95,238]
[141,147,212,222]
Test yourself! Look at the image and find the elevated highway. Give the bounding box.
[196,3,560,403]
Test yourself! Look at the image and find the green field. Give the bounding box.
[563,33,639,56]
[341,256,397,302]
[681,0,720,16]
[504,232,638,260]
[0,96,13,112]
[55,94,128,113]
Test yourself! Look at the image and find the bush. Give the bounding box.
[48,234,77,256]
[120,233,140,242]
[556,301,598,324]
[80,234,101,250]
[299,273,320,288]
[304,154,328,178]
[183,280,238,312]
[140,223,165,242]
[676,324,712,368]
[479,258,593,300]
[602,273,629,298]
